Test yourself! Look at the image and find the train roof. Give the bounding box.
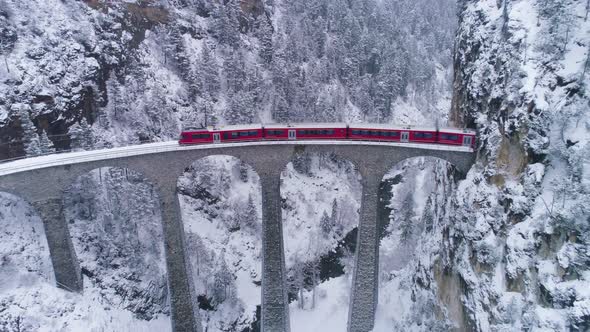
[182,124,263,132]
[181,123,476,134]
[263,122,349,129]
[347,123,475,134]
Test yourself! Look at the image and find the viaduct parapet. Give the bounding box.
[0,142,475,332]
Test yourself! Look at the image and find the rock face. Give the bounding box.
[446,0,590,330]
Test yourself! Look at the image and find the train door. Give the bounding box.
[401,132,410,143]
[462,135,472,147]
[288,130,296,140]
[213,133,221,143]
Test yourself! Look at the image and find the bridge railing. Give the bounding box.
[0,137,158,164]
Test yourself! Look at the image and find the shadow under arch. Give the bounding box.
[177,155,264,332]
[279,150,362,331]
[63,166,170,322]
[374,156,465,331]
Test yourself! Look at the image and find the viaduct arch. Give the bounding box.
[0,142,475,332]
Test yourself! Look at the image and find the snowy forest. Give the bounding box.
[1,0,590,331]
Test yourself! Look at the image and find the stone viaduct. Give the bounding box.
[0,142,475,332]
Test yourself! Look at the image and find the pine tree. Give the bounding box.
[39,130,55,154]
[320,211,332,235]
[399,194,415,242]
[272,93,290,123]
[223,50,246,93]
[214,0,240,45]
[17,105,41,157]
[226,90,256,125]
[256,18,274,64]
[212,258,233,305]
[69,118,94,151]
[199,44,220,99]
[243,194,258,230]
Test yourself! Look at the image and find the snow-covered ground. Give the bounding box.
[64,167,170,321]
[0,192,171,332]
[280,153,360,330]
[178,156,262,331]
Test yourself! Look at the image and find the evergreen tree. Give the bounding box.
[17,105,41,157]
[223,50,246,93]
[199,44,220,99]
[399,194,415,242]
[243,194,258,230]
[69,118,94,151]
[39,130,55,154]
[256,18,274,64]
[226,90,255,125]
[212,258,233,305]
[213,1,240,45]
[272,93,290,123]
[320,211,332,235]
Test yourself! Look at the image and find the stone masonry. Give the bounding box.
[0,143,475,332]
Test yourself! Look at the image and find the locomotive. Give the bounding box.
[178,123,476,148]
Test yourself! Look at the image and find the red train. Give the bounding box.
[178,123,476,148]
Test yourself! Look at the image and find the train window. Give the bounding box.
[327,129,334,135]
[352,130,360,135]
[361,130,369,135]
[223,133,229,139]
[415,133,433,139]
[192,134,210,139]
[390,132,399,137]
[231,132,239,138]
[441,134,459,140]
[268,130,284,136]
[298,130,306,135]
[250,131,258,136]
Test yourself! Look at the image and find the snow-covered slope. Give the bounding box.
[0,192,171,332]
[178,156,262,331]
[10,0,585,331]
[281,153,360,330]
[0,0,456,159]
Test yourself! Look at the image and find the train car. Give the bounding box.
[179,127,214,145]
[264,123,348,140]
[347,124,476,148]
[179,123,476,148]
[218,124,263,142]
[179,125,263,144]
[408,128,438,144]
[438,128,476,148]
[348,123,402,141]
